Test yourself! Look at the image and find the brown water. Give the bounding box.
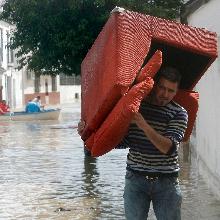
[0,102,220,220]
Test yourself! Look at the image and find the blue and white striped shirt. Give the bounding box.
[119,100,188,175]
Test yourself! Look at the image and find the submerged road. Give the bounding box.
[0,102,220,220]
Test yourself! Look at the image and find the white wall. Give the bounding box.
[187,0,220,198]
[187,0,220,33]
[59,85,81,104]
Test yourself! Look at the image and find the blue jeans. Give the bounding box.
[123,170,182,220]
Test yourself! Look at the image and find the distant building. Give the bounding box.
[23,68,61,106]
[23,71,81,105]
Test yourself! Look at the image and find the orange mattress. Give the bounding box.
[81,9,217,156]
[174,90,199,142]
[86,78,154,157]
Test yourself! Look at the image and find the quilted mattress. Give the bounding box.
[81,8,217,156]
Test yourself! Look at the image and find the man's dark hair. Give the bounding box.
[155,66,182,85]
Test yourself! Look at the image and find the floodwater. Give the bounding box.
[0,102,220,220]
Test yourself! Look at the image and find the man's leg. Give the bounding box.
[152,177,182,220]
[123,171,151,220]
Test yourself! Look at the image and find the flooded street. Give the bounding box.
[0,102,220,220]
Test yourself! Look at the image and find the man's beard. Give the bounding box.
[156,97,169,106]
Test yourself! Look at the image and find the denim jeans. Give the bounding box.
[123,170,182,220]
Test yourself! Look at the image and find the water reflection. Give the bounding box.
[0,102,220,220]
[82,155,99,197]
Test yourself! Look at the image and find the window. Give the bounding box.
[26,69,35,80]
[51,75,57,91]
[45,79,49,95]
[34,74,40,93]
[6,31,14,64]
[60,74,81,85]
[0,28,3,62]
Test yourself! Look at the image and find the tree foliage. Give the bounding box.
[0,0,184,75]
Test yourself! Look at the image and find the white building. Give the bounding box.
[0,20,24,109]
[181,0,220,198]
[23,69,60,106]
[23,72,81,106]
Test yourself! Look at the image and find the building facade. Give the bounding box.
[23,72,81,105]
[23,69,60,106]
[0,20,24,110]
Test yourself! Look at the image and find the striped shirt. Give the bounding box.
[118,100,188,175]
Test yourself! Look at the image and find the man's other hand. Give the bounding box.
[77,119,86,136]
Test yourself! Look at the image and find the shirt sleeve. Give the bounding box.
[164,108,188,155]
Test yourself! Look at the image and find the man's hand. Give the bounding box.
[77,119,86,136]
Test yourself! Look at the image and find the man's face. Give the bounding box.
[152,77,178,106]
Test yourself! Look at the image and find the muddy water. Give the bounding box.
[0,102,220,220]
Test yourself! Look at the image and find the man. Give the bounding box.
[32,96,43,108]
[25,100,40,113]
[0,100,10,114]
[78,66,188,220]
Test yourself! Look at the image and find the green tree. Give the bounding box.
[0,0,184,75]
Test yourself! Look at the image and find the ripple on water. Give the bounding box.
[0,103,220,220]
